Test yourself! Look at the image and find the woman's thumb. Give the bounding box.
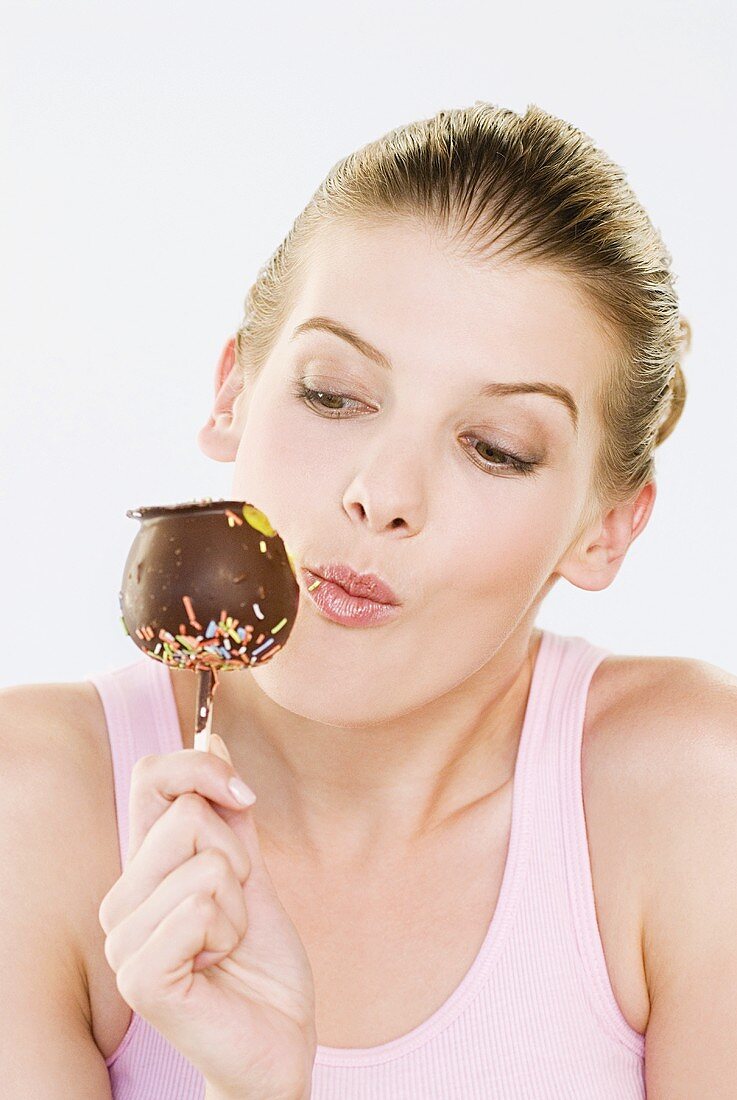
[208,732,232,764]
[207,731,266,871]
[209,732,258,810]
[210,733,259,809]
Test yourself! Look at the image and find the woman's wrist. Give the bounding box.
[204,1082,311,1100]
[203,1033,315,1099]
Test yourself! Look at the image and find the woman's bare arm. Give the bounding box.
[0,684,113,1097]
[639,662,737,1098]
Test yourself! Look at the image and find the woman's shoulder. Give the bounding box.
[0,676,118,816]
[585,646,737,818]
[0,676,121,967]
[0,676,107,752]
[0,674,119,857]
[0,672,119,862]
[587,646,736,751]
[587,649,737,1019]
[0,679,119,1080]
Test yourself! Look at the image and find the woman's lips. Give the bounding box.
[300,568,402,627]
[306,560,400,605]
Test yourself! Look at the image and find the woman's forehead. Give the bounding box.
[287,220,610,418]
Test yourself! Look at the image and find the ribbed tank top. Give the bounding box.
[88,627,646,1099]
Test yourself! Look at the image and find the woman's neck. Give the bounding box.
[167,628,543,867]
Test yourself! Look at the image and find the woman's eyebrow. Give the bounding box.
[290,315,579,433]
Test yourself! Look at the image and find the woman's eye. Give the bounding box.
[291,380,540,479]
[291,380,365,416]
[468,439,539,478]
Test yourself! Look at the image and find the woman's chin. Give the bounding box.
[249,663,413,728]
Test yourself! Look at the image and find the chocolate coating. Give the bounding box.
[119,499,300,672]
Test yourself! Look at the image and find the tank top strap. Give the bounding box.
[88,657,184,870]
[524,630,645,1055]
[526,628,613,853]
[502,626,575,833]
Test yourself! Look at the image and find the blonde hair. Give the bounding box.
[235,102,691,535]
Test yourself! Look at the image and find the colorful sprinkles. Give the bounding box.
[130,592,286,671]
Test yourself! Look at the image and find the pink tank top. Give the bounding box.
[88,627,646,1099]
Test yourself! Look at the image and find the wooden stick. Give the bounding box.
[193,665,220,752]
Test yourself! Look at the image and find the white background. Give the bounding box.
[1,0,734,687]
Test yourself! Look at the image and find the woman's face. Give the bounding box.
[224,218,608,726]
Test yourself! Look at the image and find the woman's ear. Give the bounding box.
[555,480,657,593]
[197,336,247,463]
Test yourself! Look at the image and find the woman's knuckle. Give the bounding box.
[235,898,249,939]
[177,790,208,820]
[97,893,113,932]
[202,845,230,877]
[116,958,145,1008]
[103,929,121,972]
[131,754,157,786]
[198,852,229,895]
[190,889,217,919]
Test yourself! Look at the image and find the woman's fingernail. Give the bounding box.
[228,776,257,806]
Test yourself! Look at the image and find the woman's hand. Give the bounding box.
[98,733,317,1100]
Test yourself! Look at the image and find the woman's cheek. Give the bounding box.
[230,398,323,521]
[457,487,563,611]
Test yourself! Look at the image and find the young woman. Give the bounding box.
[3,102,735,1100]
